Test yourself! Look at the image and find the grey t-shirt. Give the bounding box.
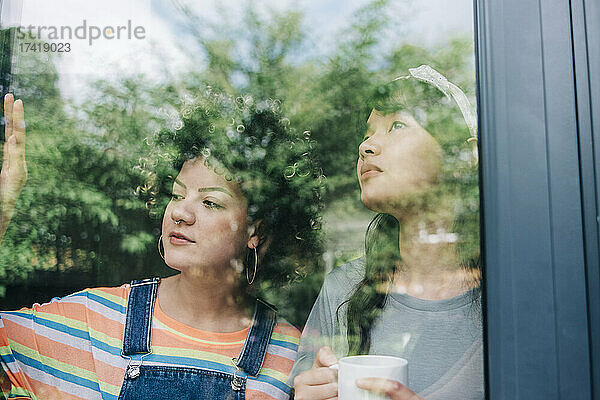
[291,258,484,400]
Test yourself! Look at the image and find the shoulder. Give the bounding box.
[319,257,365,306]
[2,284,129,314]
[48,283,130,311]
[83,284,130,310]
[326,257,365,285]
[272,317,301,348]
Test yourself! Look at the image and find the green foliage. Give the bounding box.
[0,1,478,326]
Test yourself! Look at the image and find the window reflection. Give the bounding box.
[1,1,482,399]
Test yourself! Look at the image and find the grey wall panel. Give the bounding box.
[572,0,600,397]
[586,0,600,395]
[477,0,592,398]
[540,0,591,396]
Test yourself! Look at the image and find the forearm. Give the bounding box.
[0,207,12,245]
[0,197,16,244]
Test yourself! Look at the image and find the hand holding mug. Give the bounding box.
[293,346,339,400]
[332,355,409,400]
[356,377,423,400]
[294,347,418,400]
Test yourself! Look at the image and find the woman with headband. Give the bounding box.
[292,66,483,400]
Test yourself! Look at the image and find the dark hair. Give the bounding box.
[344,213,401,354]
[342,73,481,355]
[137,88,325,287]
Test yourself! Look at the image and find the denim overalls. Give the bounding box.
[118,278,277,400]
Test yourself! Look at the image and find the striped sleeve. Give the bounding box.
[1,312,36,399]
[0,290,103,400]
[246,319,300,400]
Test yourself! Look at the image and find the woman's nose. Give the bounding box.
[359,135,382,159]
[170,200,195,225]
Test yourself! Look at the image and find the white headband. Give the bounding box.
[394,64,477,141]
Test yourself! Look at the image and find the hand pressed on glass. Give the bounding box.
[0,93,27,243]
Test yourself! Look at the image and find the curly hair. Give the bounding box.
[137,88,325,288]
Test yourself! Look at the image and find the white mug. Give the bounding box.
[330,355,408,400]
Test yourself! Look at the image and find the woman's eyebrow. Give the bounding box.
[198,187,233,197]
[174,178,187,189]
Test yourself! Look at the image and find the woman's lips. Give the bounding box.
[360,163,383,179]
[169,236,194,244]
[361,170,383,179]
[169,232,195,244]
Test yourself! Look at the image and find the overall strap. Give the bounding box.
[122,277,161,356]
[236,299,277,377]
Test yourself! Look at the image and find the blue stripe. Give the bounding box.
[100,391,119,400]
[86,292,127,314]
[86,341,292,392]
[89,336,123,357]
[66,291,127,314]
[30,315,90,341]
[11,351,102,393]
[3,311,33,320]
[250,372,293,393]
[0,353,16,363]
[270,339,298,351]
[101,391,119,400]
[4,312,124,359]
[3,311,89,341]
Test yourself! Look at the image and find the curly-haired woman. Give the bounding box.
[0,89,323,400]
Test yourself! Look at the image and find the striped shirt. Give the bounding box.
[0,284,300,399]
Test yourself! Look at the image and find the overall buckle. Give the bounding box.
[231,358,244,391]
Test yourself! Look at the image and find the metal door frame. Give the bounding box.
[476,0,598,398]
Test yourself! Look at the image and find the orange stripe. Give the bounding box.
[30,303,88,326]
[94,360,126,389]
[272,323,300,337]
[154,301,249,342]
[92,285,128,299]
[151,331,244,351]
[261,352,295,371]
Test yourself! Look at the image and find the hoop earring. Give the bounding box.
[157,235,164,261]
[246,247,257,285]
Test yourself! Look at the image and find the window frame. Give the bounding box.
[475,0,597,398]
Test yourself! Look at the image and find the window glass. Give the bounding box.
[0,1,482,399]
